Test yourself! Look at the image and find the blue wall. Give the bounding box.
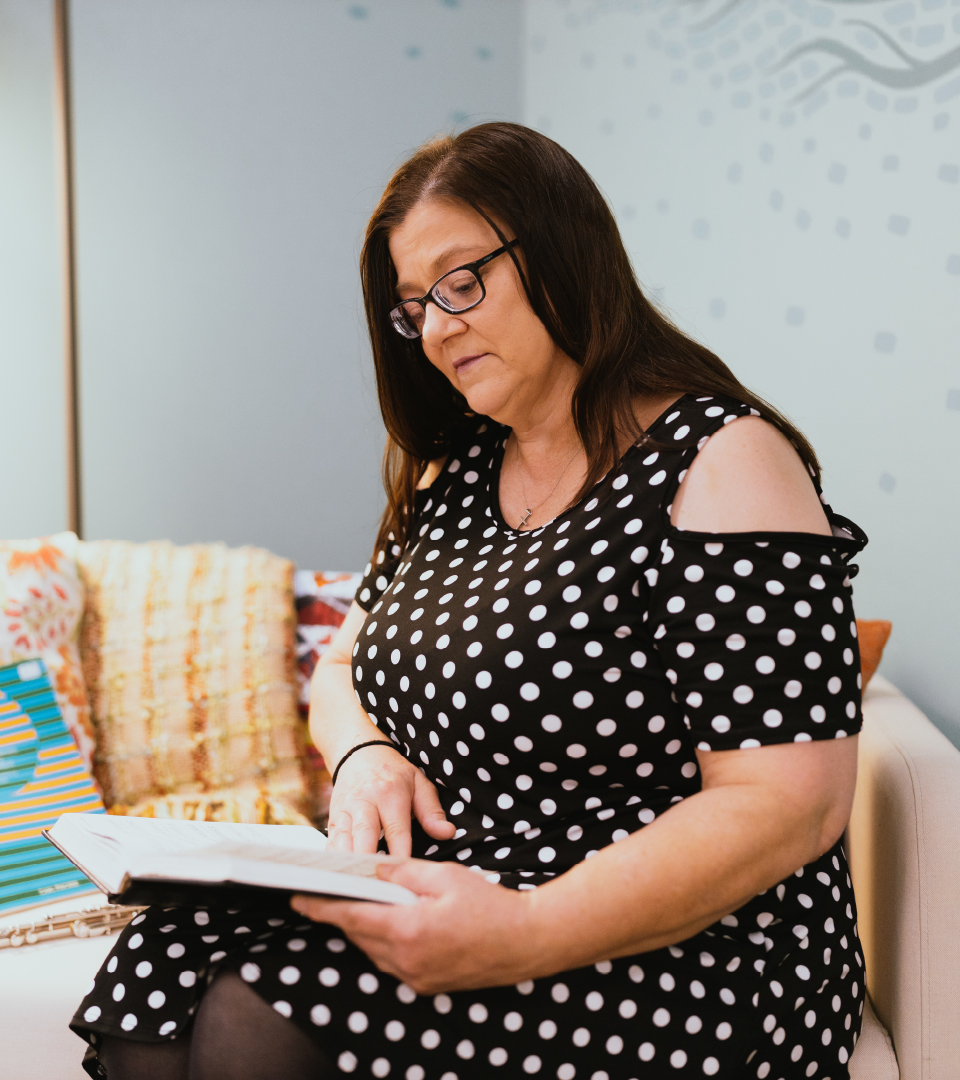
[523,0,960,743]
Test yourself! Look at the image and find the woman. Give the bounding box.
[72,123,867,1080]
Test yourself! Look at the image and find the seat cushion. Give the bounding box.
[850,994,899,1079]
[0,932,115,1079]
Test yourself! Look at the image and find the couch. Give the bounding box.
[4,672,957,1078]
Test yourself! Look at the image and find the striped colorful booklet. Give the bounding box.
[0,659,105,916]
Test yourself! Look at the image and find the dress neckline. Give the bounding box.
[485,394,692,537]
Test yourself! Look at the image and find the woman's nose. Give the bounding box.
[421,301,465,347]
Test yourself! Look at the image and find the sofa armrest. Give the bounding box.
[847,674,960,1080]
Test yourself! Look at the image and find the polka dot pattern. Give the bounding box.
[652,534,864,751]
[71,395,866,1078]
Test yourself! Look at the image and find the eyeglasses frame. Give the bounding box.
[389,238,520,339]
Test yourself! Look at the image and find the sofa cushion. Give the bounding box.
[0,532,96,774]
[77,540,314,821]
[0,931,116,1080]
[850,994,899,1079]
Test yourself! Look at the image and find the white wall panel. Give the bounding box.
[71,0,522,570]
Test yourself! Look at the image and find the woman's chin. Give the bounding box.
[459,381,514,423]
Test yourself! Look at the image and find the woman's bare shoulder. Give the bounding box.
[417,457,449,490]
[670,415,830,535]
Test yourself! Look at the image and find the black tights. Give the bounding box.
[97,973,334,1080]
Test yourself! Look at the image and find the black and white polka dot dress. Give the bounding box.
[72,394,868,1080]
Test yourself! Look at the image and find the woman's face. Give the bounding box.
[388,198,576,430]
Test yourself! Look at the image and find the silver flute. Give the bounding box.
[0,904,144,949]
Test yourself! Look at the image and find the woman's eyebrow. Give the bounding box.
[395,244,487,294]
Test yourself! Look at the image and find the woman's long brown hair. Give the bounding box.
[360,122,820,553]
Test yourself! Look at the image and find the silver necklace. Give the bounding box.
[514,439,581,530]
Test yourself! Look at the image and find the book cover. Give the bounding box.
[43,814,417,908]
[0,659,105,916]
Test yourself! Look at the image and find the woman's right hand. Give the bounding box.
[309,600,456,859]
[327,742,455,857]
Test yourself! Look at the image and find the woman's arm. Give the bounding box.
[308,602,383,778]
[309,454,454,857]
[294,418,859,990]
[310,602,456,857]
[293,732,856,993]
[670,414,831,535]
[518,734,858,968]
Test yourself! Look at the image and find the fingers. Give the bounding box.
[290,894,378,926]
[328,800,383,854]
[378,792,415,859]
[326,810,354,851]
[290,894,339,922]
[377,857,460,898]
[348,799,385,854]
[412,774,457,840]
[327,750,421,854]
[290,893,407,951]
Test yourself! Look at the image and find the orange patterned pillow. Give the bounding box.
[0,532,97,773]
[77,540,315,821]
[857,619,892,691]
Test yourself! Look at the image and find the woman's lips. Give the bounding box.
[452,353,486,374]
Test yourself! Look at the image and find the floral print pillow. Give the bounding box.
[294,569,362,823]
[0,532,96,774]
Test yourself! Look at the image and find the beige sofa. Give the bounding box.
[846,674,960,1079]
[1,674,956,1078]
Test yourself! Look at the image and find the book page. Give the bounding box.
[172,842,400,878]
[47,814,327,894]
[129,850,418,906]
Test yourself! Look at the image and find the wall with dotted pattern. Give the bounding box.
[522,0,960,744]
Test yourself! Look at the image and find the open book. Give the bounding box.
[43,813,418,908]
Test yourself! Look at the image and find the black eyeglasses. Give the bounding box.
[389,239,519,339]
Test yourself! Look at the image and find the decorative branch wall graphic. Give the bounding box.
[779,25,960,103]
[604,0,960,118]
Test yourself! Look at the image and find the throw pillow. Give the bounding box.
[108,791,312,826]
[294,570,361,715]
[0,532,96,775]
[0,657,105,916]
[77,540,314,821]
[857,619,892,690]
[294,570,362,823]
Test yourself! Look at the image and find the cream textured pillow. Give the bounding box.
[0,531,96,773]
[109,791,312,826]
[77,540,314,820]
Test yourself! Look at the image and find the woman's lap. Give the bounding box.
[72,904,860,1079]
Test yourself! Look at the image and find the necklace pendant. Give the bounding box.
[517,508,533,530]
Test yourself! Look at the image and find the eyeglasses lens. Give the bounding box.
[389,269,484,339]
[392,303,425,339]
[434,269,483,312]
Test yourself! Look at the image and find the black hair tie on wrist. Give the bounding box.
[331,739,407,788]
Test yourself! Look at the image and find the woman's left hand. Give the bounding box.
[290,860,541,995]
